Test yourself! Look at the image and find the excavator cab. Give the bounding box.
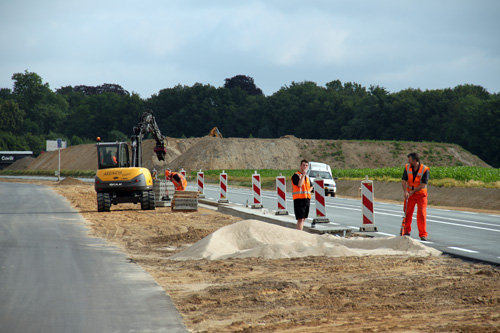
[96,141,130,170]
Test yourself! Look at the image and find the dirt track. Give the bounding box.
[32,179,497,332]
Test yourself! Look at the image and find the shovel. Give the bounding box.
[400,197,408,236]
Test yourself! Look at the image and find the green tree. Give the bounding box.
[11,70,68,135]
[0,100,25,134]
[224,75,264,96]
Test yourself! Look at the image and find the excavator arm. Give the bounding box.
[208,127,223,138]
[131,110,167,167]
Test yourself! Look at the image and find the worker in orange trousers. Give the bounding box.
[402,152,430,241]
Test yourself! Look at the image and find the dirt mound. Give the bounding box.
[20,136,490,173]
[57,177,86,185]
[5,156,35,170]
[167,136,302,171]
[154,136,491,173]
[25,144,97,171]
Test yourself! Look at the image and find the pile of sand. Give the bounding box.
[169,220,441,260]
[57,177,86,185]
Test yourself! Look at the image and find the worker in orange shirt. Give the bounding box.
[165,169,187,191]
[401,152,430,241]
[291,159,312,231]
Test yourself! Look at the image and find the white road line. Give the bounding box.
[447,247,479,253]
[376,232,396,236]
[426,214,500,227]
[426,218,500,232]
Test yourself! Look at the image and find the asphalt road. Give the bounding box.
[195,183,500,265]
[0,181,187,333]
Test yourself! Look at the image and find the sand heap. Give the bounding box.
[57,176,86,185]
[169,220,441,260]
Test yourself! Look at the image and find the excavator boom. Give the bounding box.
[131,110,167,167]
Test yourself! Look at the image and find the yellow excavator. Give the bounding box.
[208,127,223,138]
[94,110,167,212]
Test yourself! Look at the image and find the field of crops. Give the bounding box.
[2,166,498,187]
[199,167,500,184]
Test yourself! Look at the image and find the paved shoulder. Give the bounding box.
[0,182,187,333]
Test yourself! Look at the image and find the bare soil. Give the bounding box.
[4,178,495,332]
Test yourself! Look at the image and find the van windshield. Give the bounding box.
[308,171,332,179]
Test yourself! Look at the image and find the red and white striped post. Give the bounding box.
[312,179,330,227]
[180,168,186,178]
[251,170,263,209]
[218,170,229,203]
[275,174,288,215]
[197,169,205,198]
[360,176,378,232]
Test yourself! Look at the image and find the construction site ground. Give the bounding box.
[4,137,500,331]
[4,177,500,332]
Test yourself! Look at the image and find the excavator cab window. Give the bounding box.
[98,145,119,169]
[119,143,130,167]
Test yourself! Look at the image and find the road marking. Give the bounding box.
[426,219,500,233]
[376,232,395,236]
[427,214,500,227]
[372,211,500,232]
[448,247,479,253]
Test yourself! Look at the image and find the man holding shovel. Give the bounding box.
[401,152,430,241]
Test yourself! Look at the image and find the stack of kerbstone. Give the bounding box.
[172,191,199,211]
[153,180,175,207]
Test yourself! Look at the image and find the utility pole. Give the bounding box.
[57,138,62,181]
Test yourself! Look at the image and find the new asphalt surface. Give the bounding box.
[0,181,187,333]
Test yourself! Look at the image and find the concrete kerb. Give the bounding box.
[200,199,352,236]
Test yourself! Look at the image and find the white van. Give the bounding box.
[307,161,337,197]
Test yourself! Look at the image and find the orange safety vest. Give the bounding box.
[292,171,311,200]
[405,163,429,195]
[171,172,187,191]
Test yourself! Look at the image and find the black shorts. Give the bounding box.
[293,199,310,220]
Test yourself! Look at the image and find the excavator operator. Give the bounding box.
[165,169,187,191]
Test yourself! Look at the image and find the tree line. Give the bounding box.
[1,71,499,168]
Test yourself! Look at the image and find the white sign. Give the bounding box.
[46,140,67,152]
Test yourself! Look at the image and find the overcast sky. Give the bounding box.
[1,0,499,97]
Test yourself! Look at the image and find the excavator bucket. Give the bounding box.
[154,145,167,161]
